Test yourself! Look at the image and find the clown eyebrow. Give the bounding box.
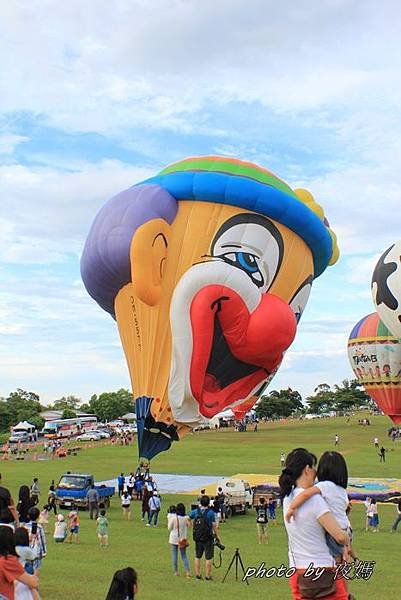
[152,232,168,248]
[218,242,262,259]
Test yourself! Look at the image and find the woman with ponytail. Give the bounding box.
[279,448,350,600]
[105,567,137,600]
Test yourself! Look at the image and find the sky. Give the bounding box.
[1,0,401,405]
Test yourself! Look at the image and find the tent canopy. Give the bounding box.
[13,421,36,430]
[121,412,137,421]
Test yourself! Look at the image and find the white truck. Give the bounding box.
[216,478,253,517]
[9,421,38,444]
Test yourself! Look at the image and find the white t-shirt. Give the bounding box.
[53,521,67,539]
[121,494,132,507]
[283,488,334,568]
[316,481,349,529]
[167,514,189,545]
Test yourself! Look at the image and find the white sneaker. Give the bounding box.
[146,523,151,527]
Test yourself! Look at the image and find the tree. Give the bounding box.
[306,384,336,414]
[52,396,81,411]
[5,389,42,427]
[0,400,13,431]
[332,379,371,413]
[89,388,134,422]
[24,414,45,430]
[255,388,303,419]
[62,408,77,419]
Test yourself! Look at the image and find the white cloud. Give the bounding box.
[1,1,401,134]
[0,134,28,154]
[0,159,154,264]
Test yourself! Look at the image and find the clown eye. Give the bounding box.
[219,251,265,287]
[211,214,284,293]
[289,277,313,323]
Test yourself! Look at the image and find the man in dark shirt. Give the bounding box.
[189,495,220,580]
[86,485,100,519]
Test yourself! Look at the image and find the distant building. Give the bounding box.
[40,409,96,421]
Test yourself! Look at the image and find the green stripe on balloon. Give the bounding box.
[377,318,393,338]
[159,157,298,199]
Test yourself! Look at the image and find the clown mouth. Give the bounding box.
[189,291,269,418]
[203,315,261,406]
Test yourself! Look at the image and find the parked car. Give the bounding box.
[76,432,101,441]
[91,430,111,439]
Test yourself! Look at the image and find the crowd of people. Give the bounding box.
[1,434,400,599]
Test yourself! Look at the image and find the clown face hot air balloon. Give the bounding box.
[81,156,339,460]
[348,312,401,424]
[372,240,401,338]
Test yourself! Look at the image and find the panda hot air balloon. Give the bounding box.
[347,312,401,424]
[81,156,339,461]
[372,241,401,338]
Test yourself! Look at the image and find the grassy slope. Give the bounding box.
[1,414,400,599]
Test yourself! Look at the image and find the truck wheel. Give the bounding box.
[225,506,232,518]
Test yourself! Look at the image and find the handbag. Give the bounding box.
[289,541,336,599]
[177,516,189,549]
[297,569,336,599]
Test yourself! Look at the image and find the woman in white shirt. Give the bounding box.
[279,448,349,600]
[167,503,190,577]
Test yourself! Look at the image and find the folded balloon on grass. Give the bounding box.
[81,156,339,460]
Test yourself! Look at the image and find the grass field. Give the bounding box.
[1,414,400,599]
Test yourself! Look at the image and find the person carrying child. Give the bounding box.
[285,451,350,563]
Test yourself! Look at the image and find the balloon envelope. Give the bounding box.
[348,312,401,424]
[372,240,401,338]
[81,156,339,460]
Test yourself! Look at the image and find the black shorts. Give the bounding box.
[195,539,214,560]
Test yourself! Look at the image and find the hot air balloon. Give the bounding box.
[81,156,339,461]
[348,312,401,424]
[372,240,401,338]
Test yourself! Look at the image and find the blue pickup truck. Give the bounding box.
[55,473,115,509]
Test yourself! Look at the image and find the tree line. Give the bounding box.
[0,388,135,432]
[255,379,373,420]
[0,378,373,432]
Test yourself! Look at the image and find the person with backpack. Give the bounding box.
[188,495,220,581]
[255,497,269,544]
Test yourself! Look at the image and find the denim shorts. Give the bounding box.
[325,531,344,558]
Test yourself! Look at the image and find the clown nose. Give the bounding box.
[217,292,297,370]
